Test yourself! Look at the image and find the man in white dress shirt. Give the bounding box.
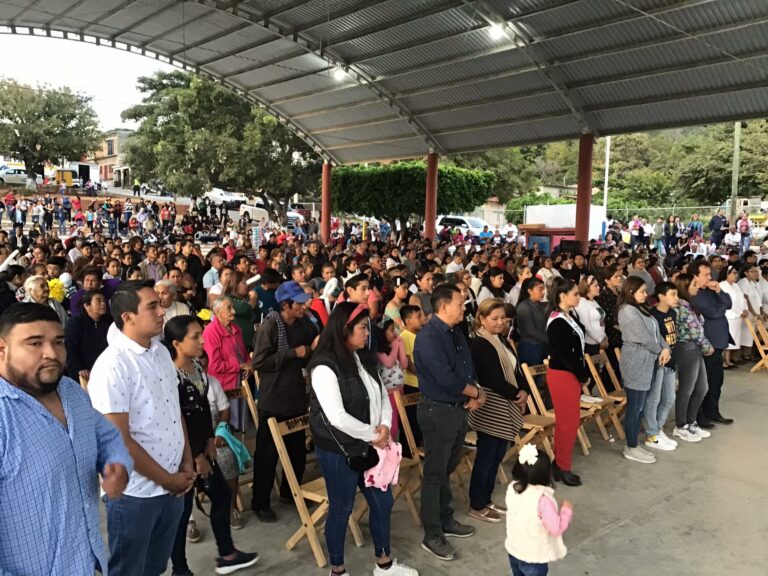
[89,280,195,576]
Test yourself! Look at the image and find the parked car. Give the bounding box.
[239,197,269,223]
[0,167,43,186]
[434,215,492,236]
[289,202,312,221]
[204,187,248,209]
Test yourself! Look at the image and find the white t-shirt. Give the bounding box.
[206,373,229,424]
[88,327,184,498]
[445,261,464,274]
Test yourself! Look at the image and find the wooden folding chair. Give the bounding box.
[498,394,556,483]
[393,390,472,504]
[585,354,626,441]
[79,374,89,391]
[268,415,364,568]
[392,390,424,524]
[744,318,768,373]
[521,363,598,456]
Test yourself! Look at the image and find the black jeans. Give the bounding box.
[251,409,306,511]
[702,348,725,418]
[468,432,508,511]
[417,398,467,539]
[171,462,235,573]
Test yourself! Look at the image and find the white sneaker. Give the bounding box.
[689,422,711,439]
[373,559,419,576]
[673,425,702,443]
[645,435,676,451]
[658,430,678,449]
[623,446,656,463]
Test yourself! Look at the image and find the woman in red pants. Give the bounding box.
[545,277,591,487]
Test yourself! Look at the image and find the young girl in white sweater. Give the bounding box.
[505,444,573,576]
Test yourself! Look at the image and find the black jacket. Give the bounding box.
[308,352,378,457]
[65,313,113,378]
[251,314,317,416]
[546,313,590,383]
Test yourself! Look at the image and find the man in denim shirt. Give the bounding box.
[0,303,131,575]
[414,284,486,562]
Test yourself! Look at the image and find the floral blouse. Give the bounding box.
[675,300,714,355]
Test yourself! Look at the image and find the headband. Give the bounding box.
[345,303,368,327]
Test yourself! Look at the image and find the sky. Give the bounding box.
[0,33,175,130]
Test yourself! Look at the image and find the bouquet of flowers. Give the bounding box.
[48,278,65,303]
[197,308,212,322]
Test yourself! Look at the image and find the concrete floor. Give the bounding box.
[161,368,768,576]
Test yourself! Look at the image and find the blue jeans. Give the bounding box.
[509,554,549,576]
[469,432,508,511]
[316,447,393,566]
[105,493,184,576]
[625,388,649,448]
[643,365,675,436]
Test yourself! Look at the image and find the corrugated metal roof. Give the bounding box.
[3,0,768,164]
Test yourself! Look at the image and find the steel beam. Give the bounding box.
[80,0,144,34]
[137,6,213,48]
[223,0,454,80]
[109,1,184,41]
[167,20,252,57]
[7,0,44,24]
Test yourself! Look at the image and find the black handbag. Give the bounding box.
[319,410,380,473]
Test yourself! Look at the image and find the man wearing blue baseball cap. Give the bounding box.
[250,281,319,522]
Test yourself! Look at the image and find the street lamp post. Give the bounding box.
[730,121,741,224]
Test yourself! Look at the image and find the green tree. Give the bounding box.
[448,147,539,202]
[123,71,321,221]
[0,79,101,188]
[333,161,495,228]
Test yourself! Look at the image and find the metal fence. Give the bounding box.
[505,205,723,226]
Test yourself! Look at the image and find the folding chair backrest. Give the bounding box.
[745,318,762,348]
[79,374,89,391]
[601,349,624,392]
[521,363,548,415]
[756,319,768,348]
[585,354,610,398]
[394,390,421,465]
[268,415,310,498]
[241,378,260,427]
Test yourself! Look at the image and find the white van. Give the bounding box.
[435,215,492,236]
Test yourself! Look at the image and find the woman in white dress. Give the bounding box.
[720,265,746,367]
[574,275,607,357]
[737,264,763,361]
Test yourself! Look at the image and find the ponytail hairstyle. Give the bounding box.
[545,276,576,316]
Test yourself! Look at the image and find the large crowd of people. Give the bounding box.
[0,194,763,576]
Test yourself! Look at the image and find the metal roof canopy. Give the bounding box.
[2,0,768,165]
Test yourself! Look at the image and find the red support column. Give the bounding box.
[574,133,594,253]
[321,161,332,244]
[424,152,439,240]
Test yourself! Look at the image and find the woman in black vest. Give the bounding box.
[309,301,418,576]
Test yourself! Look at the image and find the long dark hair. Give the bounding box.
[308,301,377,377]
[481,267,506,298]
[163,315,203,360]
[617,276,650,316]
[517,277,544,304]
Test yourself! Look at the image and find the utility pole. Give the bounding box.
[730,121,741,224]
[603,135,611,208]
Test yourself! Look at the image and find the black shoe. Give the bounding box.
[711,413,734,425]
[442,519,475,538]
[251,507,277,523]
[215,550,259,575]
[697,416,716,429]
[553,461,581,484]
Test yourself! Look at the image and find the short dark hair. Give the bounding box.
[80,290,106,311]
[400,304,421,323]
[345,273,369,290]
[0,303,60,337]
[110,280,155,329]
[688,259,710,278]
[654,281,677,298]
[431,283,460,313]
